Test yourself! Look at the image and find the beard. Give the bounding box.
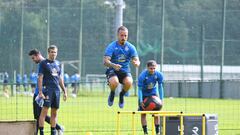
[119,40,125,45]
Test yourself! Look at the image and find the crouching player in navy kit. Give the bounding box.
[103,26,140,108]
[37,45,67,135]
[138,60,164,135]
[28,49,64,135]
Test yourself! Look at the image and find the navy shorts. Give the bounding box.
[31,83,36,88]
[106,69,132,84]
[16,83,20,87]
[3,80,8,86]
[33,94,41,119]
[42,88,60,109]
[3,80,8,84]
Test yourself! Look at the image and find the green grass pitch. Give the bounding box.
[0,93,240,135]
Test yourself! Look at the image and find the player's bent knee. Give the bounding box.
[109,79,119,88]
[123,77,133,84]
[109,76,119,83]
[123,80,133,88]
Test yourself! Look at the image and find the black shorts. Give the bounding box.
[33,94,42,119]
[106,69,132,84]
[3,80,8,84]
[3,80,8,86]
[71,83,76,87]
[31,83,36,88]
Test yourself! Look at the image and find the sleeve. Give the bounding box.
[130,44,138,58]
[138,72,144,102]
[104,44,114,57]
[138,72,144,88]
[158,84,164,100]
[58,61,62,76]
[157,72,164,100]
[38,61,44,76]
[138,87,143,103]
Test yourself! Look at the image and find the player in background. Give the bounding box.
[71,73,80,98]
[70,74,76,97]
[23,74,29,95]
[103,26,140,108]
[64,72,70,90]
[3,72,9,98]
[38,45,67,135]
[28,49,64,135]
[29,70,38,96]
[138,60,164,135]
[16,73,22,93]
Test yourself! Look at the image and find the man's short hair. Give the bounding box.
[147,60,157,67]
[28,49,40,56]
[48,45,58,52]
[117,26,128,33]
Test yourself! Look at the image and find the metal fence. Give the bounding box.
[0,80,240,134]
[0,0,240,134]
[0,0,240,78]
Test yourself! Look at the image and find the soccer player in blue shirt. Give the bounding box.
[16,73,22,93]
[70,73,80,97]
[29,70,38,95]
[3,72,9,98]
[23,74,28,94]
[138,60,164,135]
[38,45,67,135]
[64,72,70,88]
[103,26,140,108]
[28,49,64,135]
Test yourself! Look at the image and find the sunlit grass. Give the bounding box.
[0,91,240,135]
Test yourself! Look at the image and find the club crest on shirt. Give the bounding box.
[117,54,126,62]
[51,68,58,76]
[147,83,154,89]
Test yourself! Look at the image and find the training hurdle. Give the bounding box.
[152,113,206,135]
[116,111,217,135]
[116,111,182,135]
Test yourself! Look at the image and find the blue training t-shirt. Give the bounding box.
[104,41,138,73]
[38,59,61,90]
[64,73,70,84]
[30,72,38,85]
[138,69,164,97]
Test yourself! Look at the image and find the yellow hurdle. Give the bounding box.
[117,111,207,135]
[116,111,182,135]
[152,113,207,135]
